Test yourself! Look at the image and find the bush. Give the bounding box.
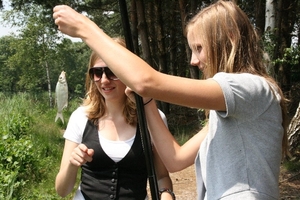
[0,96,38,199]
[0,93,65,200]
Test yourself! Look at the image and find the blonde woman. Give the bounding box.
[55,38,174,200]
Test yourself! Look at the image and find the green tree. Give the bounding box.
[52,39,90,99]
[0,36,18,92]
[1,4,90,104]
[4,5,58,93]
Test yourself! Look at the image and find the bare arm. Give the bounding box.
[53,5,226,111]
[153,146,174,200]
[146,100,208,173]
[55,140,94,197]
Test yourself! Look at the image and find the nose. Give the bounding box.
[190,52,200,66]
[100,72,110,83]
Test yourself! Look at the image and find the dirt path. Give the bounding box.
[169,165,197,199]
[148,165,300,200]
[147,165,196,200]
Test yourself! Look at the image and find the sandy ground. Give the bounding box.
[147,165,197,200]
[147,165,300,200]
[169,165,197,200]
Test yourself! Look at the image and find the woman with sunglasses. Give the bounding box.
[55,38,174,200]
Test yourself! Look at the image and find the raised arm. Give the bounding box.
[53,5,225,111]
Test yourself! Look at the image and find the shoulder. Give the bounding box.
[70,106,88,120]
[212,72,269,95]
[213,72,265,84]
[64,106,88,143]
[212,73,278,117]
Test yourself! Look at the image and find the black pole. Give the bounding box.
[118,0,159,199]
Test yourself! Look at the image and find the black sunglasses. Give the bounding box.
[89,67,119,81]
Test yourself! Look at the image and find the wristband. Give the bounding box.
[143,98,153,105]
[159,188,176,200]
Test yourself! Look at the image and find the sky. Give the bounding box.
[0,24,18,37]
[0,0,81,42]
[0,0,16,37]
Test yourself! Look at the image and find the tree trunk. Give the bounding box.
[45,61,53,108]
[152,0,169,114]
[264,0,277,78]
[279,0,297,91]
[168,1,177,76]
[130,0,140,56]
[272,0,282,83]
[178,0,199,79]
[254,0,265,37]
[288,102,300,157]
[265,0,275,32]
[146,0,157,69]
[153,0,166,73]
[135,0,153,66]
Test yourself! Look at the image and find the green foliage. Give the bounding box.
[0,94,36,199]
[0,35,90,95]
[0,93,66,200]
[0,2,91,94]
[166,106,203,145]
[283,160,300,172]
[275,46,300,82]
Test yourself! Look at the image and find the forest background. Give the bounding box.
[0,0,300,199]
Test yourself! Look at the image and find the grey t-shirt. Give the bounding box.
[196,73,283,200]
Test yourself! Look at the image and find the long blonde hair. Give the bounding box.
[186,0,289,157]
[82,37,137,126]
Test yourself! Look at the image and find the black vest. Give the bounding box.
[80,120,148,200]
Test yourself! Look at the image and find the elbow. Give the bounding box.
[55,187,69,198]
[130,73,154,97]
[167,167,178,173]
[55,177,73,198]
[166,164,186,173]
[133,84,149,97]
[165,164,177,173]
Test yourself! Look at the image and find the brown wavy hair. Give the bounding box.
[82,37,137,126]
[186,0,289,158]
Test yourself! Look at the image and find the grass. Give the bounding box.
[0,92,82,200]
[283,159,300,172]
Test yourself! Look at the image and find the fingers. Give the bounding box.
[53,5,66,20]
[52,5,75,35]
[52,5,94,39]
[87,148,94,157]
[125,87,153,104]
[53,5,65,31]
[70,144,94,166]
[53,5,67,12]
[125,87,135,102]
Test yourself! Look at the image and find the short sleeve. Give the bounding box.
[63,106,88,143]
[212,73,276,120]
[158,109,168,129]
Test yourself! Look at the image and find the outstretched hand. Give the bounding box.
[70,143,94,167]
[53,5,92,39]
